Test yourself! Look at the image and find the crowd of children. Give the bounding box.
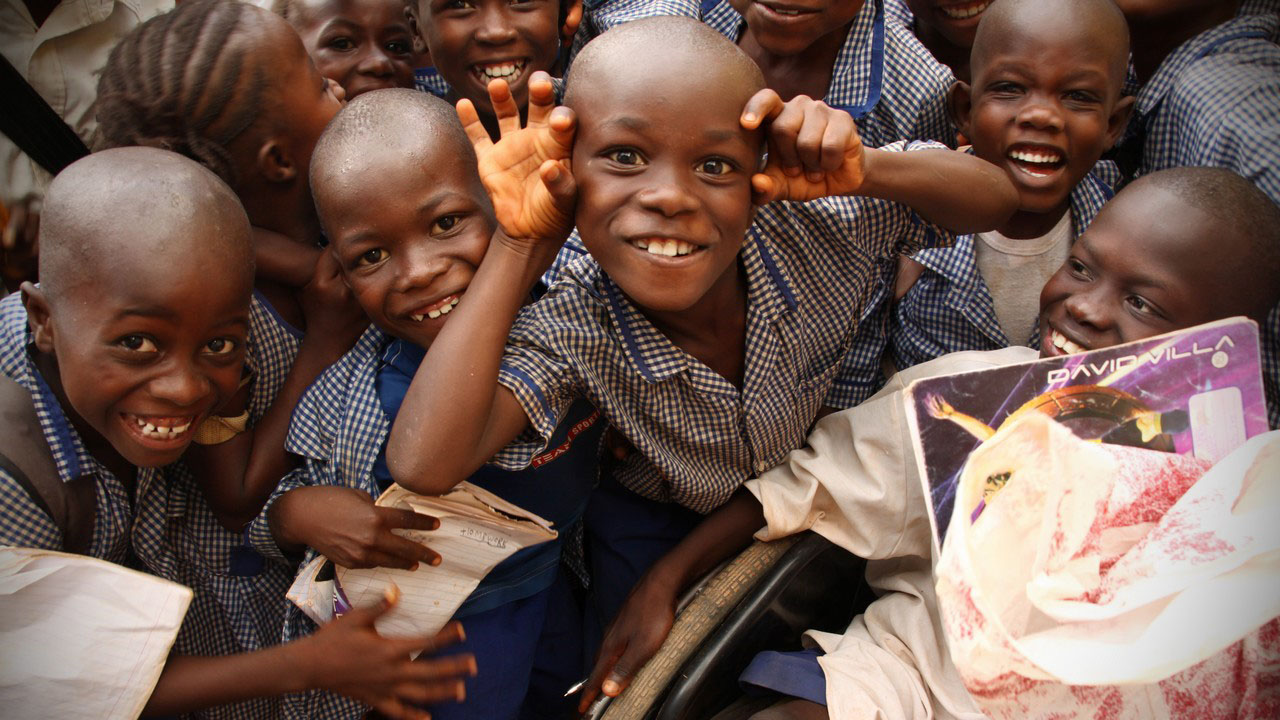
[1,0,1278,717]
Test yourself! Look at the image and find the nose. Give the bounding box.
[396,241,449,291]
[1015,94,1063,132]
[358,47,395,77]
[1063,287,1111,330]
[148,359,211,409]
[635,166,699,218]
[475,5,518,44]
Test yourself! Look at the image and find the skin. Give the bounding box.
[414,0,564,137]
[950,0,1133,238]
[728,0,862,101]
[289,0,422,98]
[903,0,996,82]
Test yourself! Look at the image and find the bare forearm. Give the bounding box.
[646,488,765,594]
[387,231,545,492]
[858,148,1018,232]
[143,644,307,716]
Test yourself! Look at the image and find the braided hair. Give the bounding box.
[95,0,270,188]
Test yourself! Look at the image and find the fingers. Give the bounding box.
[751,173,779,206]
[524,72,557,127]
[382,507,441,533]
[740,88,785,130]
[422,621,467,654]
[456,99,493,155]
[341,584,402,627]
[539,160,576,210]
[547,106,577,155]
[487,79,522,138]
[577,643,623,713]
[378,532,441,570]
[402,653,478,686]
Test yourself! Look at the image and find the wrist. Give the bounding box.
[277,637,316,694]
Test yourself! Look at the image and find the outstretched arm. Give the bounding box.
[386,73,578,494]
[742,91,1018,232]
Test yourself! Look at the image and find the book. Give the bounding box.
[904,317,1268,553]
[287,481,557,641]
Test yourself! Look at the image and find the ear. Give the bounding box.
[257,140,298,184]
[405,4,428,57]
[1103,94,1136,150]
[561,0,583,46]
[946,81,973,141]
[21,282,56,354]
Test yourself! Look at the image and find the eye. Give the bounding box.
[386,39,412,55]
[431,215,461,234]
[357,248,389,267]
[118,335,158,353]
[697,158,734,176]
[1067,257,1091,280]
[327,36,356,51]
[605,148,646,166]
[203,337,238,356]
[1064,89,1101,105]
[1125,295,1161,317]
[441,0,473,9]
[988,81,1023,96]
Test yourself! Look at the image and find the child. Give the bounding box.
[1,146,476,719]
[586,166,1280,718]
[885,0,990,83]
[277,0,423,98]
[1107,0,1280,428]
[249,88,606,720]
[93,2,368,714]
[384,14,1016,673]
[885,0,1132,373]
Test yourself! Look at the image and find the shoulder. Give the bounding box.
[0,465,63,551]
[288,327,387,458]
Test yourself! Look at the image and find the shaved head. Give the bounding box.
[310,88,482,227]
[39,147,253,304]
[564,16,765,109]
[973,0,1130,96]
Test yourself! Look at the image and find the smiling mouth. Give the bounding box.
[409,294,461,322]
[939,0,991,20]
[1007,145,1065,178]
[471,60,527,85]
[123,413,195,441]
[629,237,701,257]
[1048,327,1087,355]
[756,1,817,16]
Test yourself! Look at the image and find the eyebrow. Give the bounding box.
[338,190,473,250]
[599,115,744,145]
[113,306,181,322]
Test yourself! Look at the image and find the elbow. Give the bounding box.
[386,449,459,496]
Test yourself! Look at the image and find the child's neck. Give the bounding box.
[239,185,324,250]
[998,203,1070,240]
[738,22,853,102]
[32,351,139,491]
[638,260,749,389]
[912,23,971,84]
[1129,4,1240,84]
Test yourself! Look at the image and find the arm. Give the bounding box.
[144,592,474,719]
[267,485,442,570]
[577,488,765,712]
[252,227,322,289]
[386,73,577,494]
[187,250,368,532]
[741,91,1017,232]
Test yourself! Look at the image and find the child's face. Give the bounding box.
[1038,186,1223,358]
[261,18,347,178]
[322,142,492,347]
[28,245,252,469]
[727,0,863,56]
[291,0,420,99]
[570,70,761,313]
[416,0,561,116]
[905,0,991,48]
[957,21,1128,219]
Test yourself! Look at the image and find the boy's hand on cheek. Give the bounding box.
[300,250,369,362]
[290,486,441,570]
[459,72,577,251]
[741,90,866,205]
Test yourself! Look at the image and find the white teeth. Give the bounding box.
[143,422,156,433]
[415,296,460,322]
[428,308,442,319]
[1009,149,1062,165]
[411,314,424,322]
[439,302,453,315]
[632,238,697,257]
[1051,330,1086,355]
[940,1,990,19]
[475,61,526,81]
[646,242,663,255]
[132,416,192,440]
[775,8,800,15]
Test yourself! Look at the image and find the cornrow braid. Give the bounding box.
[95,0,269,189]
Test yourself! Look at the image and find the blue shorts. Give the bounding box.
[739,648,828,706]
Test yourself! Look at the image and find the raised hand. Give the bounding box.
[740,89,867,205]
[458,72,577,244]
[284,486,442,570]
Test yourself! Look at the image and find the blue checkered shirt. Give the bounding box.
[498,144,952,513]
[1113,12,1280,428]
[0,292,141,563]
[700,0,957,148]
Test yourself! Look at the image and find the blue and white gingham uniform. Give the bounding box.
[497,143,951,514]
[133,293,300,719]
[888,171,1115,370]
[1113,12,1280,428]
[700,0,957,148]
[0,292,143,562]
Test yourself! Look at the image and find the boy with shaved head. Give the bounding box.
[1,147,475,718]
[384,12,1017,689]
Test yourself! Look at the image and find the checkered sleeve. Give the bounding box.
[0,467,64,551]
[246,466,311,565]
[569,0,701,64]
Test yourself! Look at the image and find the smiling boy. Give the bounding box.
[586,166,1280,719]
[251,89,605,720]
[384,13,1016,675]
[279,0,423,98]
[885,0,991,83]
[879,0,1132,376]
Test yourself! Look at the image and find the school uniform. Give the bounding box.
[498,141,953,640]
[700,0,957,149]
[249,326,605,720]
[1110,13,1280,428]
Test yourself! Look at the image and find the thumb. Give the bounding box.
[343,584,401,627]
[751,173,779,205]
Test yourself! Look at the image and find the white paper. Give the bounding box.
[0,547,192,719]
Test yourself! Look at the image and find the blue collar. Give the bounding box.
[1135,13,1277,117]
